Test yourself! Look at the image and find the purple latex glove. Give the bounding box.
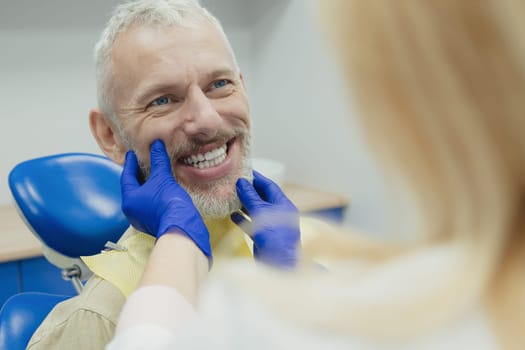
[120,139,211,260]
[232,171,300,268]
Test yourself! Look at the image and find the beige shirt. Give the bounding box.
[26,217,252,350]
[27,276,124,350]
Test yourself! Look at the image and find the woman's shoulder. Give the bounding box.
[197,257,498,350]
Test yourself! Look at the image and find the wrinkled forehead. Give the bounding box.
[113,19,234,66]
[110,20,237,83]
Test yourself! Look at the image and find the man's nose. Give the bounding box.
[182,86,222,140]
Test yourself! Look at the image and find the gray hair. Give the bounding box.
[93,0,239,128]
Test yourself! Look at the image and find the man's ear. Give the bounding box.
[89,108,127,165]
[239,72,247,91]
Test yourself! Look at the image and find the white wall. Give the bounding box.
[247,0,389,233]
[0,29,102,204]
[0,0,389,234]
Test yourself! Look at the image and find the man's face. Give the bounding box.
[110,21,251,219]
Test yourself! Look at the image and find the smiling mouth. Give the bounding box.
[179,142,230,169]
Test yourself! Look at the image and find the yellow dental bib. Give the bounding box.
[81,218,252,298]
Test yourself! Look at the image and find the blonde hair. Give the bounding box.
[227,0,525,347]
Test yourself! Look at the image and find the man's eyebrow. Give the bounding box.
[135,82,177,106]
[204,68,237,81]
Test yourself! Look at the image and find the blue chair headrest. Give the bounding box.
[8,153,129,257]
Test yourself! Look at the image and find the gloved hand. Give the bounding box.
[120,139,211,260]
[232,171,300,268]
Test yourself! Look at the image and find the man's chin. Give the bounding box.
[185,185,241,220]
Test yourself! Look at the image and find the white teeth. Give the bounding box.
[182,144,227,169]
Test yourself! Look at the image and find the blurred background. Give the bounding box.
[0,0,389,234]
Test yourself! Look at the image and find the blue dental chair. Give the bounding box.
[0,153,129,350]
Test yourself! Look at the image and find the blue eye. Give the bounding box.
[151,96,171,106]
[212,79,229,89]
